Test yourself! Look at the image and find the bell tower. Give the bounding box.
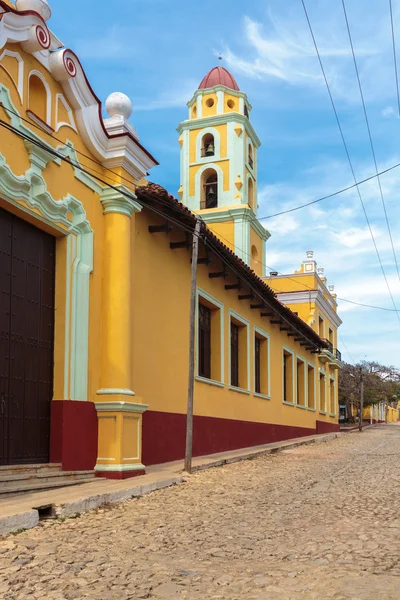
[177,66,270,276]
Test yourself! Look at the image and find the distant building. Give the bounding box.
[0,0,341,480]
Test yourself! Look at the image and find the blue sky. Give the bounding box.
[49,0,400,367]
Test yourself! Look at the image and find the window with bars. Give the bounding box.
[230,322,239,388]
[283,349,294,404]
[198,304,211,379]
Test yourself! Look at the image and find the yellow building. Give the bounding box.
[0,1,341,479]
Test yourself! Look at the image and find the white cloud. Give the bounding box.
[135,79,198,111]
[331,226,382,248]
[382,106,397,118]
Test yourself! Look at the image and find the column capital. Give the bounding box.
[100,185,142,218]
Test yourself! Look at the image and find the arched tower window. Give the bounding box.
[192,104,197,118]
[28,73,48,124]
[251,244,258,272]
[248,177,254,210]
[244,104,249,119]
[248,144,253,169]
[201,133,215,158]
[201,169,218,209]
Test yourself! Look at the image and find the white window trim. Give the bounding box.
[295,354,307,410]
[253,326,270,399]
[228,309,250,393]
[28,69,52,126]
[318,314,325,339]
[319,367,327,415]
[196,288,225,385]
[307,362,316,412]
[282,345,296,406]
[329,375,337,417]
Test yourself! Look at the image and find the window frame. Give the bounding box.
[319,368,327,414]
[307,362,316,412]
[253,326,270,399]
[282,346,295,406]
[198,303,211,379]
[228,310,250,394]
[195,288,225,387]
[318,314,325,339]
[329,375,336,417]
[295,354,307,409]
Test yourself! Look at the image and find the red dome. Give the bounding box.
[198,66,240,91]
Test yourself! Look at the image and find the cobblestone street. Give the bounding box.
[1,424,400,600]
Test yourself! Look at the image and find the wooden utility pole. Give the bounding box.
[359,366,364,432]
[184,218,201,473]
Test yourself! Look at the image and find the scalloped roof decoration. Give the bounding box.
[0,0,158,179]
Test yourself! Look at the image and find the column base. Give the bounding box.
[95,464,146,479]
[95,399,148,479]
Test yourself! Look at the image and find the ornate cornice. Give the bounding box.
[177,112,261,148]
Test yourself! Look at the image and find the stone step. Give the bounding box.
[0,463,62,476]
[0,469,94,486]
[0,476,96,496]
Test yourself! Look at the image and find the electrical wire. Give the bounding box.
[338,332,356,364]
[341,0,400,285]
[2,110,398,316]
[389,0,400,118]
[300,0,400,325]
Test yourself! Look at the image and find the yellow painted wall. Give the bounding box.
[189,160,230,196]
[189,124,227,163]
[0,44,113,406]
[250,225,263,277]
[132,208,338,429]
[201,92,218,117]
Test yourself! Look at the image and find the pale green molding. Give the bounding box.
[95,401,148,414]
[228,309,251,392]
[0,151,93,404]
[178,112,261,148]
[254,326,271,398]
[196,288,225,384]
[56,141,104,194]
[100,185,142,217]
[282,345,296,406]
[94,463,145,472]
[97,388,135,396]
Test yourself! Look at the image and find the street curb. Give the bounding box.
[190,433,340,473]
[0,433,339,536]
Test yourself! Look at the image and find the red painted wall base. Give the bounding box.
[142,410,318,466]
[95,469,145,480]
[50,400,98,471]
[316,420,340,434]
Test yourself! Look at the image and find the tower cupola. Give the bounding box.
[176,66,270,275]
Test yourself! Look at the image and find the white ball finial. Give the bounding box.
[105,92,132,119]
[16,0,51,21]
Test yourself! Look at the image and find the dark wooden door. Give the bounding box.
[0,208,55,465]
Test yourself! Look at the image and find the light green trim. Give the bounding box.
[253,326,271,398]
[195,376,225,388]
[228,386,251,395]
[94,463,145,472]
[56,141,104,194]
[63,235,72,400]
[307,361,317,411]
[250,213,271,242]
[100,185,142,217]
[295,354,307,409]
[95,401,148,414]
[282,345,296,405]
[196,288,225,384]
[194,126,222,163]
[254,393,271,400]
[178,112,261,148]
[234,217,250,266]
[228,309,250,391]
[0,92,93,404]
[97,388,135,396]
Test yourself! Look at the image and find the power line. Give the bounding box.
[300,0,400,325]
[338,332,356,364]
[3,109,399,318]
[341,0,400,285]
[389,0,400,117]
[255,160,400,220]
